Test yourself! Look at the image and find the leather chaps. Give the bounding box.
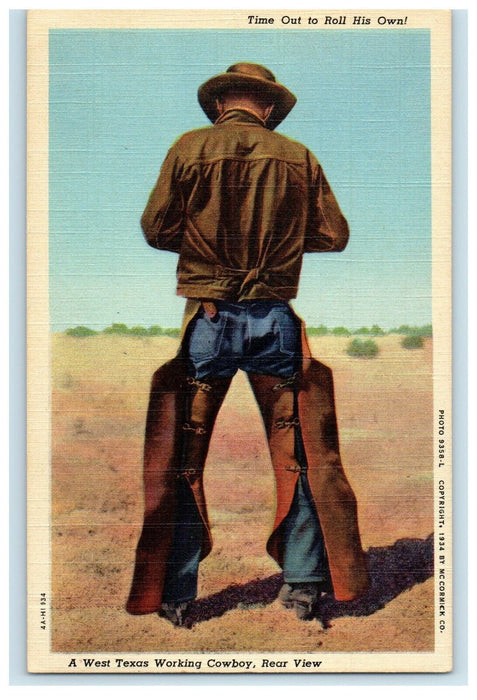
[126,356,369,614]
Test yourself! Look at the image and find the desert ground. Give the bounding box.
[50,333,434,655]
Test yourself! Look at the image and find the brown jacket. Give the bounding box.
[141,109,349,301]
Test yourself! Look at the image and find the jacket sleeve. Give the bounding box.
[140,146,185,253]
[304,161,350,253]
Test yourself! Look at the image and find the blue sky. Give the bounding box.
[49,28,431,331]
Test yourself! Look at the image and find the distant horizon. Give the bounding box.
[54,320,433,334]
[50,307,434,334]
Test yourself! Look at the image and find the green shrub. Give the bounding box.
[147,325,164,336]
[162,328,181,338]
[129,325,149,336]
[103,323,131,335]
[346,338,379,358]
[332,326,351,336]
[354,325,386,336]
[419,324,433,337]
[390,324,432,337]
[401,335,424,349]
[65,323,184,337]
[306,325,328,336]
[100,323,182,336]
[65,326,98,337]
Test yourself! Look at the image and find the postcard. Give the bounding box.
[27,9,452,673]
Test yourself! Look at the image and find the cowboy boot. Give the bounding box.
[278,582,323,620]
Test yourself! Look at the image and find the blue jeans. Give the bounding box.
[162,301,328,604]
[187,300,300,379]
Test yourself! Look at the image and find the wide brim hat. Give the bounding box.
[198,62,297,130]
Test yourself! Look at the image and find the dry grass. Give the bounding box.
[51,334,434,652]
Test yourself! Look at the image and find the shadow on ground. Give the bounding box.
[180,533,434,629]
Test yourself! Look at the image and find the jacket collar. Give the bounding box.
[214,108,268,128]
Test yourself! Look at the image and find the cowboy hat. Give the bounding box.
[198,62,297,130]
